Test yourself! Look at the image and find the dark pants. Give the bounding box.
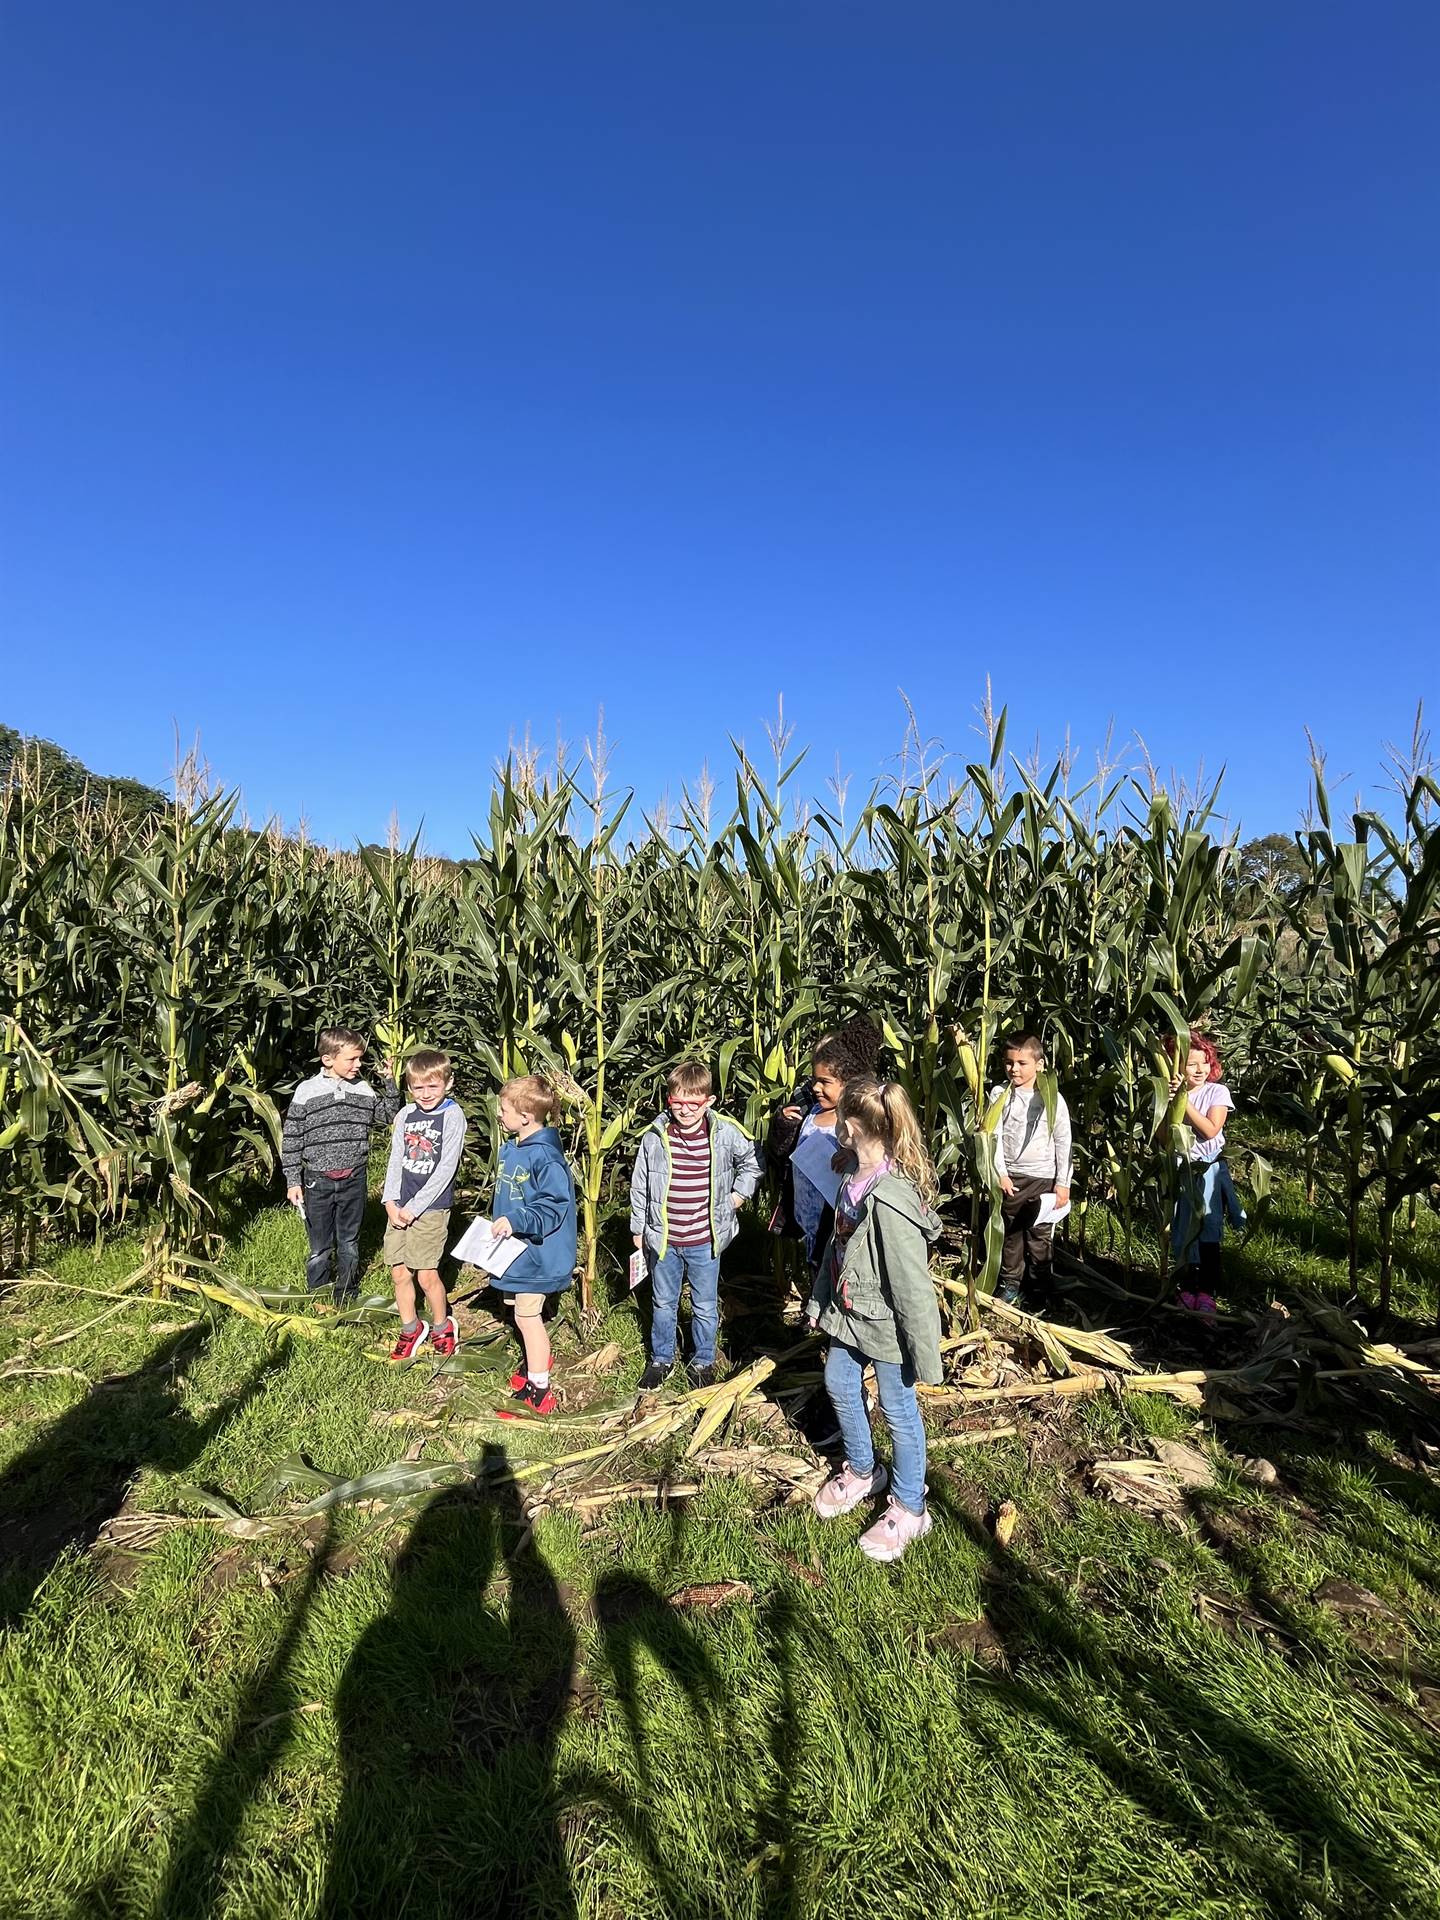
[999,1175,1055,1291]
[303,1169,366,1298]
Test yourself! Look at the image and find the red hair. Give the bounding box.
[1187,1031,1223,1082]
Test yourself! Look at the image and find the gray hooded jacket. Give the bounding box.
[629,1112,762,1258]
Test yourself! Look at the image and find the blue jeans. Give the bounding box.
[823,1341,928,1515]
[302,1169,366,1298]
[649,1245,720,1367]
[1171,1160,1228,1267]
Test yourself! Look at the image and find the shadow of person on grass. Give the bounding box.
[0,1324,290,1631]
[926,1472,1432,1920]
[319,1448,578,1919]
[573,1556,815,1919]
[592,1567,723,1790]
[142,1518,339,1920]
[565,1565,724,1920]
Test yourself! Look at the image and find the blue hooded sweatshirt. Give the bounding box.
[491,1126,577,1293]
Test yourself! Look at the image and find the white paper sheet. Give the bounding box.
[451,1216,528,1277]
[791,1126,844,1208]
[628,1250,646,1291]
[1033,1193,1072,1228]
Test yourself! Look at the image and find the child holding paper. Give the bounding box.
[990,1032,1072,1307]
[487,1075,577,1416]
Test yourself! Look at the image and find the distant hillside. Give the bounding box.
[0,725,478,866]
[0,723,168,823]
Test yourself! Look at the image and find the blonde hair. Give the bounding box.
[405,1049,453,1084]
[837,1076,937,1207]
[500,1073,557,1124]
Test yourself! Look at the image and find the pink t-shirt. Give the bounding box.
[1187,1081,1233,1163]
[829,1158,892,1310]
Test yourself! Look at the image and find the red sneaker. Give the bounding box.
[390,1322,431,1362]
[498,1379,558,1418]
[509,1369,528,1392]
[431,1317,459,1357]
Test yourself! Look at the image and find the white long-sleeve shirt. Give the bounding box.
[990,1084,1072,1188]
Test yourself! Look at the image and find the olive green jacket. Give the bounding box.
[805,1171,944,1384]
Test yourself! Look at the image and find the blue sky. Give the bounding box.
[4,2,1436,855]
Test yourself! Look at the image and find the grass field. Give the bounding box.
[3,1157,1440,1920]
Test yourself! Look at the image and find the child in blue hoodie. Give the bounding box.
[488,1074,577,1416]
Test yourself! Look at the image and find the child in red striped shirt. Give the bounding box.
[630,1059,762,1392]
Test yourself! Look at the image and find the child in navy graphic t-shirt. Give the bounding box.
[381,1050,468,1361]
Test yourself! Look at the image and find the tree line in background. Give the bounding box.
[2,709,1437,1318]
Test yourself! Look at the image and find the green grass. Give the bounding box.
[3,1172,1440,1919]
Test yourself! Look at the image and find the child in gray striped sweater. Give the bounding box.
[282,1027,400,1307]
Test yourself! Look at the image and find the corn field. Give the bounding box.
[3,716,1438,1315]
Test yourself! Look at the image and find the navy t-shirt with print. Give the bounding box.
[398,1100,462,1210]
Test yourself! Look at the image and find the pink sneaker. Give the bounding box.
[813,1461,888,1519]
[858,1495,933,1563]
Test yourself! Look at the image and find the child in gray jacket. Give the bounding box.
[630,1059,762,1391]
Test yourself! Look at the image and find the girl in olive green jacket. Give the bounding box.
[805,1076,943,1563]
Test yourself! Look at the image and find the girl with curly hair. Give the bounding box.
[766,1014,883,1269]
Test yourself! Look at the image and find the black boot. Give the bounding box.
[1023,1264,1053,1312]
[1197,1242,1222,1299]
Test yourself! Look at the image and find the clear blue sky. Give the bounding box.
[4,3,1436,855]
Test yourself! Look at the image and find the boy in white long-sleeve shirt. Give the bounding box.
[989,1033,1072,1306]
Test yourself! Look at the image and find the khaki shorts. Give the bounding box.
[502,1291,547,1318]
[383,1208,451,1272]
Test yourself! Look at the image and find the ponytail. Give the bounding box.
[838,1076,938,1209]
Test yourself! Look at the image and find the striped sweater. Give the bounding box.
[664,1120,713,1248]
[629,1111,762,1258]
[281,1072,401,1184]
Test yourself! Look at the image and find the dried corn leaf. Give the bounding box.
[569,1342,623,1378]
[669,1580,754,1611]
[931,1424,1017,1449]
[568,1481,700,1512]
[962,1283,1145,1374]
[694,1447,819,1484]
